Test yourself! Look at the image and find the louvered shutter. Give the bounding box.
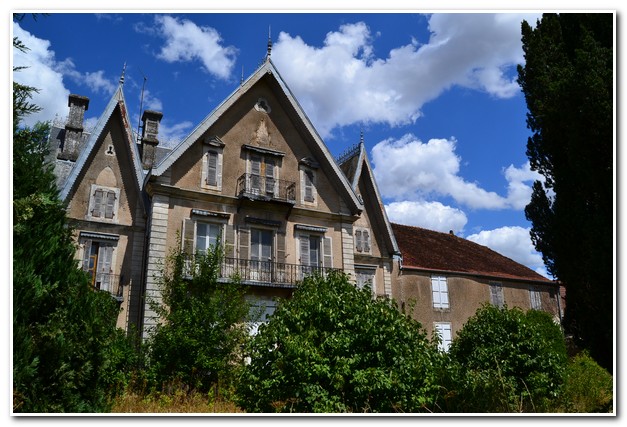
[182,219,195,255]
[265,158,275,195]
[276,232,286,264]
[97,245,113,291]
[92,189,103,217]
[104,191,116,219]
[82,240,92,272]
[304,170,314,202]
[355,229,363,252]
[224,224,235,258]
[239,227,250,261]
[432,276,441,307]
[299,235,310,266]
[322,236,333,268]
[206,151,218,186]
[250,156,261,192]
[440,278,449,308]
[363,230,370,253]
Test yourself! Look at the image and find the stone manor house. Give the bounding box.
[47,56,562,350]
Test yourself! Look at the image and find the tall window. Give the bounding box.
[299,233,332,275]
[431,275,449,309]
[249,154,276,196]
[82,240,115,292]
[490,282,505,308]
[434,322,452,352]
[88,185,119,221]
[530,287,542,310]
[202,137,224,191]
[196,222,222,254]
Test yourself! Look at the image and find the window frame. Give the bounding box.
[354,227,372,255]
[434,322,452,352]
[489,282,505,308]
[530,286,542,310]
[300,166,317,206]
[201,144,223,191]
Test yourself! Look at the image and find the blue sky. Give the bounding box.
[12,11,577,277]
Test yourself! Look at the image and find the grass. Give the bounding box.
[110,391,244,414]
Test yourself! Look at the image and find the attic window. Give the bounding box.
[255,98,271,114]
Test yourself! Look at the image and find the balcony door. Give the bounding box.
[249,154,276,196]
[82,240,114,292]
[250,229,273,281]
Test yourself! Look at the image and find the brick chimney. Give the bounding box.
[140,110,163,169]
[58,94,89,161]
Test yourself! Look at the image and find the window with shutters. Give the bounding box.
[87,184,120,222]
[248,153,277,197]
[354,227,372,255]
[489,282,505,308]
[196,222,222,254]
[299,233,332,276]
[434,322,452,352]
[201,145,223,191]
[530,287,542,310]
[300,167,317,205]
[431,275,449,309]
[80,238,116,293]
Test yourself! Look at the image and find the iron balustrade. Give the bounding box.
[89,272,124,300]
[237,173,296,203]
[184,255,337,287]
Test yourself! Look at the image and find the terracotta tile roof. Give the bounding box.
[391,222,553,283]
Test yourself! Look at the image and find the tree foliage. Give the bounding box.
[517,13,613,372]
[236,271,445,413]
[145,239,252,394]
[446,305,568,412]
[13,18,128,412]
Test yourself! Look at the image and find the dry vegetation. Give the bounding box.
[110,392,244,414]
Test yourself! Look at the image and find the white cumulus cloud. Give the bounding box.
[154,15,237,80]
[466,226,549,278]
[385,200,468,234]
[272,13,540,138]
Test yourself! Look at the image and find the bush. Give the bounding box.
[236,271,445,413]
[145,239,252,396]
[557,351,613,412]
[446,305,568,412]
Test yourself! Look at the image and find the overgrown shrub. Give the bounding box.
[557,351,613,413]
[145,239,253,396]
[236,271,445,413]
[446,305,568,412]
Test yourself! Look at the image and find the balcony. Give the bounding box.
[185,256,337,288]
[89,272,124,302]
[237,173,296,204]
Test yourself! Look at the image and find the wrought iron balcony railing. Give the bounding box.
[184,256,337,287]
[236,173,296,203]
[88,272,124,301]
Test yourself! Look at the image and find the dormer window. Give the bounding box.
[201,136,225,191]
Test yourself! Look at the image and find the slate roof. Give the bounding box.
[391,222,553,284]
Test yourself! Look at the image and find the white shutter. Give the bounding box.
[355,229,363,253]
[432,276,441,307]
[303,169,314,202]
[92,189,103,217]
[363,230,371,253]
[82,240,92,272]
[104,191,116,219]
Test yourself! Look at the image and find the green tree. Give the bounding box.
[236,271,445,413]
[517,13,613,372]
[13,18,129,412]
[145,239,252,395]
[446,305,568,412]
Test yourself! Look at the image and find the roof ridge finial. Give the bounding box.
[119,62,127,85]
[266,25,272,59]
[360,128,364,145]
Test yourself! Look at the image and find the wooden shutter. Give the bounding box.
[239,227,250,260]
[431,276,441,307]
[104,191,116,219]
[276,232,286,264]
[490,283,504,307]
[355,229,363,252]
[97,245,113,291]
[363,230,371,253]
[224,224,235,258]
[265,158,275,195]
[299,235,310,266]
[182,219,195,255]
[322,236,333,268]
[82,240,92,271]
[250,155,261,192]
[206,151,218,186]
[304,169,314,202]
[92,189,103,217]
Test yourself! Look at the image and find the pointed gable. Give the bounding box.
[151,59,363,215]
[338,142,400,257]
[59,84,144,203]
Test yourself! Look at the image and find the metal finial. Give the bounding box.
[360,129,364,145]
[119,62,127,85]
[266,25,272,59]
